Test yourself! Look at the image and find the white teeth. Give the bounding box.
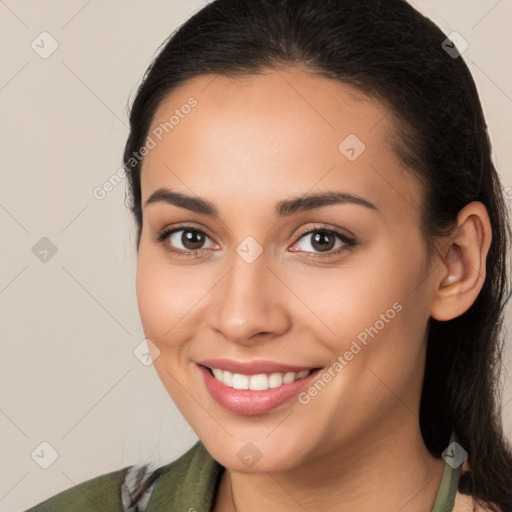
[212,368,223,380]
[232,373,249,390]
[249,374,268,390]
[223,370,233,387]
[282,372,295,384]
[268,373,283,388]
[209,367,313,390]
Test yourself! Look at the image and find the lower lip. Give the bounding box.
[197,364,322,416]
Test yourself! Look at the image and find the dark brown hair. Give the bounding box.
[123,1,512,510]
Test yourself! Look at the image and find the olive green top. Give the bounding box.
[24,434,463,512]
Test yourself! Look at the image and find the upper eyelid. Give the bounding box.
[162,222,216,239]
[294,224,355,239]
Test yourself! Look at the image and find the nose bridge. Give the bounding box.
[208,243,290,344]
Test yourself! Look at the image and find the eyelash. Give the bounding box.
[154,223,357,260]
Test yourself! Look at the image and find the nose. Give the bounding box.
[207,247,291,346]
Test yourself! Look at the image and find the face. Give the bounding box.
[136,67,435,473]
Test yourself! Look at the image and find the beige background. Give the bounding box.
[0,1,511,510]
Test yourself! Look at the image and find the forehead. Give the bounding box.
[140,68,423,222]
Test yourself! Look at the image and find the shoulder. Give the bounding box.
[22,466,128,512]
[22,441,221,512]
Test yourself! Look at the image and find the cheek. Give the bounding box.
[135,259,166,342]
[135,250,197,406]
[135,243,223,365]
[289,252,429,437]
[135,245,190,350]
[292,241,424,336]
[290,237,430,390]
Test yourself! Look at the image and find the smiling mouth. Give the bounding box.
[201,365,322,391]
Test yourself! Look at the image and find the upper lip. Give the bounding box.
[197,358,320,375]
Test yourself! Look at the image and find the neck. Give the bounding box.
[216,419,446,512]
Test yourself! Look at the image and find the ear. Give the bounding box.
[430,201,492,321]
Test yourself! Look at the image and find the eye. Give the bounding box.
[155,223,356,260]
[289,226,356,258]
[155,225,218,258]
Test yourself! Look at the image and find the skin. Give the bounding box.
[135,67,492,512]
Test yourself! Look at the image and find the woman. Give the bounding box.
[24,0,512,511]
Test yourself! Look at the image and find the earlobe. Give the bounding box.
[430,201,492,322]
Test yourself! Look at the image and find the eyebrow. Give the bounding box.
[143,187,379,217]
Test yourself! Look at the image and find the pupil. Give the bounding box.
[183,230,204,250]
[312,232,334,252]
